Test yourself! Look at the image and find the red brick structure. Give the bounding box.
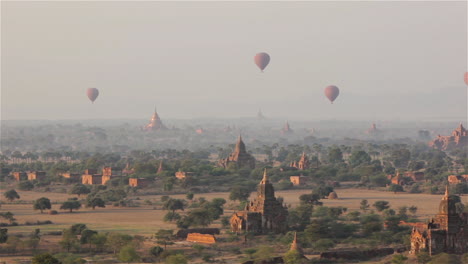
[409,186,468,255]
[186,233,216,244]
[12,172,27,181]
[84,169,98,175]
[175,171,193,180]
[60,173,81,181]
[27,171,46,181]
[290,152,311,170]
[429,123,468,151]
[388,171,405,185]
[290,176,307,186]
[129,178,152,187]
[230,169,288,234]
[218,136,256,169]
[404,171,425,182]
[448,175,467,184]
[82,174,102,185]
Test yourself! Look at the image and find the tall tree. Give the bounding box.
[60,199,81,213]
[33,197,51,214]
[70,184,91,197]
[4,189,20,202]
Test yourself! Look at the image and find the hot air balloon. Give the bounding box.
[254,52,270,72]
[87,88,99,103]
[324,85,339,104]
[464,72,468,86]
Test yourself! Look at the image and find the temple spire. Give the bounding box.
[290,232,304,255]
[443,184,449,200]
[261,168,269,184]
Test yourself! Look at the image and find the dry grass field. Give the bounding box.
[2,187,465,236]
[1,187,466,264]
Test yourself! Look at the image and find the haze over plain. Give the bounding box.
[2,1,467,121]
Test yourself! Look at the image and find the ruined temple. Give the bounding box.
[409,186,468,255]
[290,152,310,170]
[230,169,288,234]
[281,121,293,135]
[143,108,167,131]
[428,123,467,151]
[218,136,256,169]
[365,123,380,135]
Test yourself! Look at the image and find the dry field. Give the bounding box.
[1,188,466,264]
[2,187,465,237]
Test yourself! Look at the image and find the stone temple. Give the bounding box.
[428,123,467,151]
[218,136,256,169]
[409,186,468,255]
[230,169,288,234]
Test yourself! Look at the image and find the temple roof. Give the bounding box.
[260,168,269,184]
[234,135,247,154]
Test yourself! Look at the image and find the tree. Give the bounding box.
[313,239,335,251]
[33,197,52,214]
[454,183,468,194]
[163,198,186,214]
[31,253,61,264]
[299,193,321,205]
[388,184,404,194]
[17,181,34,191]
[70,224,87,235]
[60,199,81,213]
[229,186,251,201]
[0,212,16,224]
[390,149,411,168]
[163,212,181,222]
[70,184,91,197]
[360,199,370,211]
[283,250,307,264]
[149,246,164,258]
[349,150,371,167]
[80,229,98,245]
[373,200,390,212]
[89,233,107,252]
[86,197,106,210]
[59,229,79,253]
[118,245,140,263]
[155,229,174,250]
[186,192,194,201]
[409,206,418,216]
[4,189,20,202]
[106,232,133,254]
[416,251,431,264]
[328,147,343,163]
[253,246,274,263]
[178,208,213,228]
[0,228,7,243]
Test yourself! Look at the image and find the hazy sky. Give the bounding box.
[2,1,467,121]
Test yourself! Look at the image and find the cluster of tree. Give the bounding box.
[2,140,466,197]
[160,196,226,229]
[0,228,41,254]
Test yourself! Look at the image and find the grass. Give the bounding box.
[2,187,463,237]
